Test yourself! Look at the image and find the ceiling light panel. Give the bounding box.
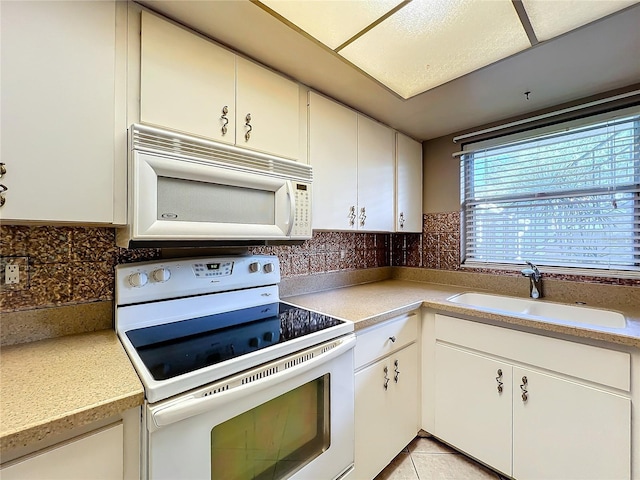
[339,0,531,99]
[522,0,638,42]
[259,0,405,50]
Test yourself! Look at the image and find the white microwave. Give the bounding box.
[117,124,312,248]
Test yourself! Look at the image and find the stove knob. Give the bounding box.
[249,262,262,273]
[151,267,171,283]
[263,262,275,273]
[249,337,261,348]
[128,271,148,288]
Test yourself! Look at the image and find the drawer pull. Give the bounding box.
[496,368,503,394]
[521,376,528,402]
[388,336,396,343]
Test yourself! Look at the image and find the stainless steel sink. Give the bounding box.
[447,292,626,329]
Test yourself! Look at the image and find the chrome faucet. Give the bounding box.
[521,261,543,299]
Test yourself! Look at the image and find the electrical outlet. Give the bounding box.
[0,256,30,290]
[5,264,19,284]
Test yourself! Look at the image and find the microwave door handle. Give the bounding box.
[285,181,295,236]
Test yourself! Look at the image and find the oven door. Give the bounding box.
[144,335,356,480]
[130,150,297,242]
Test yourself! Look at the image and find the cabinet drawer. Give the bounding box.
[355,312,418,369]
[1,423,123,480]
[435,314,630,391]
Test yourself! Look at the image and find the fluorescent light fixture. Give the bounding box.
[259,0,404,50]
[340,0,530,98]
[522,0,637,42]
[259,0,639,99]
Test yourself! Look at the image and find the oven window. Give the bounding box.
[210,374,330,480]
[157,177,275,224]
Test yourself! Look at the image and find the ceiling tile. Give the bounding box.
[522,0,638,42]
[339,0,531,99]
[259,0,404,50]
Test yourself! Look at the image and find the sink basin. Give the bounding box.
[447,292,626,329]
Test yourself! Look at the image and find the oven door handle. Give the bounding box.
[150,334,356,429]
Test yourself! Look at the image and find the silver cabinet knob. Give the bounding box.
[244,113,252,141]
[220,106,229,135]
[348,206,356,226]
[520,376,528,402]
[388,336,396,343]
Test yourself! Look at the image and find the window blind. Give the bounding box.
[460,110,640,274]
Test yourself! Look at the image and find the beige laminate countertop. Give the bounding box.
[0,329,144,455]
[284,280,640,348]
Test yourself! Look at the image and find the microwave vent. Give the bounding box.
[130,124,312,182]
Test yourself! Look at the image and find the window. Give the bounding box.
[460,109,640,275]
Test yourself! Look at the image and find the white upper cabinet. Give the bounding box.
[140,11,236,144]
[0,1,126,224]
[236,58,300,160]
[309,92,394,232]
[139,12,300,161]
[357,115,395,232]
[395,133,423,232]
[309,92,359,230]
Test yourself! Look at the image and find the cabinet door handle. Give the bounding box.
[394,359,400,383]
[348,206,356,226]
[496,368,503,394]
[244,113,252,141]
[0,184,7,207]
[399,212,405,229]
[383,366,390,390]
[359,207,366,227]
[520,375,528,402]
[0,163,6,178]
[220,106,229,135]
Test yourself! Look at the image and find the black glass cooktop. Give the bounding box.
[126,303,344,381]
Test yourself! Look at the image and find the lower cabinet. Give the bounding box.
[353,313,420,480]
[434,314,631,480]
[1,423,124,480]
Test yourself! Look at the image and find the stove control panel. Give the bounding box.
[193,261,233,278]
[116,255,281,305]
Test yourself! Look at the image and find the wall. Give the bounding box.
[0,225,389,313]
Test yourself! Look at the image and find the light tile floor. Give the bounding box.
[373,436,506,480]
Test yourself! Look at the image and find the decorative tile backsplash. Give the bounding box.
[0,226,389,313]
[1,214,636,313]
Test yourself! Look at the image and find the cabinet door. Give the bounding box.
[434,344,512,476]
[236,57,300,160]
[395,133,423,232]
[0,1,118,223]
[357,115,395,232]
[140,11,236,144]
[309,92,358,230]
[1,423,123,480]
[512,367,631,480]
[354,344,419,480]
[388,344,419,457]
[354,357,392,480]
